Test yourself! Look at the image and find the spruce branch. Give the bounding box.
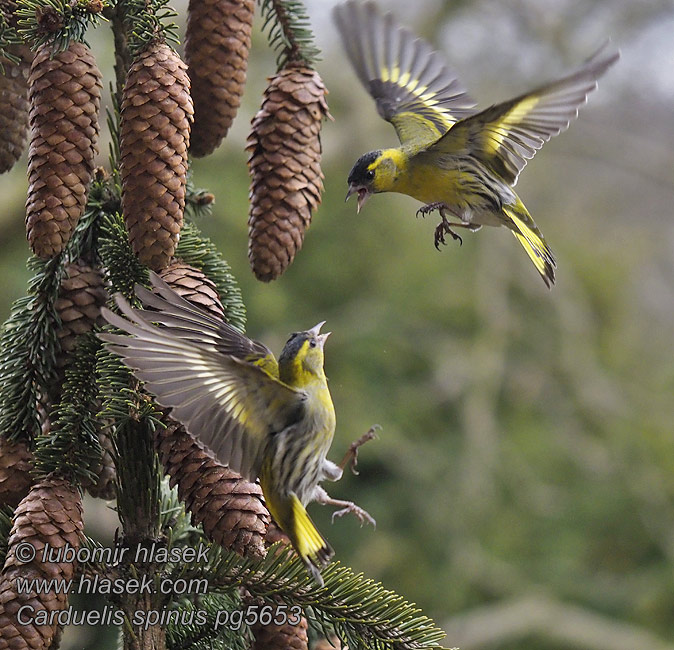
[176,221,247,333]
[0,196,100,444]
[166,592,252,650]
[202,545,448,650]
[99,211,148,300]
[33,332,103,484]
[118,0,178,55]
[0,7,22,68]
[185,176,215,220]
[115,417,163,543]
[15,0,105,52]
[259,0,320,69]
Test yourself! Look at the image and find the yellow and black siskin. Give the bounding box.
[334,0,619,287]
[99,272,375,585]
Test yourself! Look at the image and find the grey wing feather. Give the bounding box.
[99,277,303,481]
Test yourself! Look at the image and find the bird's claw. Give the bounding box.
[331,502,376,528]
[340,425,380,475]
[416,202,447,219]
[434,220,462,250]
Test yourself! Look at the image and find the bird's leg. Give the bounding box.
[414,202,468,248]
[339,424,380,475]
[313,485,376,528]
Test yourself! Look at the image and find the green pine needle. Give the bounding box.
[15,0,107,52]
[0,12,22,71]
[203,545,448,650]
[118,0,178,55]
[33,333,104,483]
[176,221,247,333]
[165,592,253,650]
[259,0,321,68]
[98,211,148,300]
[0,196,101,444]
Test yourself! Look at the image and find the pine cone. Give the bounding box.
[185,0,254,157]
[0,475,83,649]
[55,262,108,368]
[0,44,32,173]
[0,437,33,508]
[121,41,193,271]
[25,41,101,259]
[159,261,226,319]
[252,614,309,650]
[155,421,269,558]
[247,65,330,281]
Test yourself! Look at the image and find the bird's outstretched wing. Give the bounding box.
[422,45,620,185]
[333,0,475,147]
[99,272,306,481]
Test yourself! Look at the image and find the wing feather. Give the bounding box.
[423,44,619,184]
[334,0,475,146]
[99,274,305,481]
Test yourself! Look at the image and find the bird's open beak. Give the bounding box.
[308,321,326,336]
[345,185,371,214]
[308,321,331,347]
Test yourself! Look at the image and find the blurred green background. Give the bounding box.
[2,0,674,648]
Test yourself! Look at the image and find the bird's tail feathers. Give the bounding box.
[289,494,334,585]
[504,201,556,288]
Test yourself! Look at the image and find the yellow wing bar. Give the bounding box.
[426,44,619,184]
[334,0,475,147]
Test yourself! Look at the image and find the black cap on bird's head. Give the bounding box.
[345,150,381,213]
[279,321,330,367]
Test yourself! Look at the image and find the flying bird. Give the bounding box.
[334,0,619,286]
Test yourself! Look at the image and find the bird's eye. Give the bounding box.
[309,340,317,348]
[366,169,375,180]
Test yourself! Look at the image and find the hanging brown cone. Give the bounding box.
[54,262,108,370]
[252,612,309,650]
[0,475,83,649]
[247,65,330,281]
[25,41,101,259]
[84,422,116,500]
[155,420,269,558]
[0,437,33,508]
[185,0,254,157]
[159,260,226,320]
[121,41,193,271]
[0,44,33,173]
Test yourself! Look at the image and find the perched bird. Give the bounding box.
[99,272,375,584]
[334,0,619,287]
